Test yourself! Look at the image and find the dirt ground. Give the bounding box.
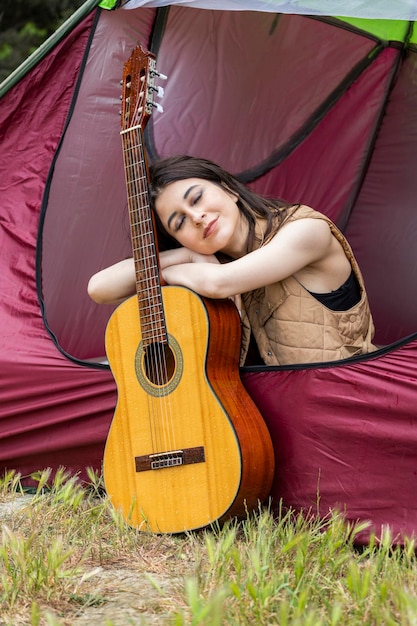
[68,567,177,625]
[0,496,181,626]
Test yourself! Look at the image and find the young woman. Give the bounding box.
[88,155,376,366]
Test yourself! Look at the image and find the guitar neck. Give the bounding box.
[121,125,167,347]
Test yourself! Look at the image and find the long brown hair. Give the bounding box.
[149,155,293,253]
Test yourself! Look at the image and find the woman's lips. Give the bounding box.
[203,217,218,238]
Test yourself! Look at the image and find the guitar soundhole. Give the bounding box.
[144,342,176,385]
[135,334,183,396]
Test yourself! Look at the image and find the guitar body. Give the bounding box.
[103,286,275,533]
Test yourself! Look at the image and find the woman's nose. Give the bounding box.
[192,211,206,226]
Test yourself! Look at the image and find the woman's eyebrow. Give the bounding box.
[183,184,199,200]
[167,211,178,230]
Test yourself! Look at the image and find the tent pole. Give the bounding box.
[0,0,103,99]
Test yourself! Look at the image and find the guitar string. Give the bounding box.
[121,130,155,455]
[126,130,159,453]
[127,111,175,458]
[135,131,174,457]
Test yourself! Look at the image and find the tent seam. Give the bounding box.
[35,7,107,370]
[337,21,414,231]
[237,42,385,184]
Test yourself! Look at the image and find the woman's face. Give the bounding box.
[154,177,245,256]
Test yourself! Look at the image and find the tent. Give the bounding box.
[1,0,417,542]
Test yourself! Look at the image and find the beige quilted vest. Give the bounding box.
[240,205,376,366]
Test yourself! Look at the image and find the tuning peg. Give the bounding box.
[152,101,164,113]
[151,70,167,80]
[149,85,164,98]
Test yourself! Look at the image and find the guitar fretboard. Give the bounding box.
[121,126,167,346]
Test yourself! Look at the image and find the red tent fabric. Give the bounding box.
[242,342,417,545]
[1,5,417,542]
[0,11,116,476]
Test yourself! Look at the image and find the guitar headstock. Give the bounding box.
[120,45,165,131]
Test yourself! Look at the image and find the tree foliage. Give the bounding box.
[0,0,86,82]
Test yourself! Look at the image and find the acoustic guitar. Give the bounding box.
[103,45,275,533]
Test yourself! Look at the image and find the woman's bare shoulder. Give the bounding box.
[273,210,332,250]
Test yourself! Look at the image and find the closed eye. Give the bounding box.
[174,215,186,231]
[191,190,202,206]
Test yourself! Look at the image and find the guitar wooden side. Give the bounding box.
[103,285,275,533]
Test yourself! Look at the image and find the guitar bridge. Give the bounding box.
[135,446,205,472]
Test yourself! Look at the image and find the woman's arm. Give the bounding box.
[87,248,219,304]
[87,258,136,304]
[161,218,343,299]
[88,217,340,303]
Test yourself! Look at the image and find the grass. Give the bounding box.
[0,468,416,625]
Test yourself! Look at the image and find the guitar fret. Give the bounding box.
[140,313,163,322]
[126,189,148,198]
[142,332,166,344]
[140,300,161,307]
[132,245,154,256]
[123,145,145,156]
[140,317,164,323]
[141,319,164,325]
[136,274,159,284]
[136,275,159,284]
[133,244,156,255]
[140,315,164,325]
[137,292,160,300]
[124,157,146,165]
[133,257,157,267]
[136,274,160,285]
[131,222,153,231]
[138,286,163,316]
[125,176,147,184]
[141,319,165,329]
[130,217,152,225]
[139,305,164,319]
[125,172,146,179]
[127,203,149,212]
[134,239,154,245]
[127,197,148,206]
[138,294,161,304]
[140,308,164,319]
[141,272,158,279]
